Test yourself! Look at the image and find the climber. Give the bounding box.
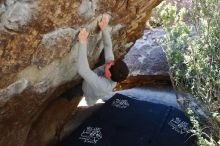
[61,14,129,105]
[77,14,129,105]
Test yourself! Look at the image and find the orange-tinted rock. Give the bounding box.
[0,0,161,145]
[116,75,172,90]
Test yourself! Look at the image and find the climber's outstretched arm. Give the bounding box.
[77,29,100,87]
[99,14,114,63]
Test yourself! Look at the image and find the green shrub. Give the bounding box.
[154,0,220,145]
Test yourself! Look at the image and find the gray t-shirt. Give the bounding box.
[77,29,117,105]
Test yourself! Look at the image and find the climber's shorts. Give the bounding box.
[59,93,197,146]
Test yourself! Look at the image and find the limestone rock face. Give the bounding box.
[116,28,171,90]
[0,0,161,145]
[124,28,169,76]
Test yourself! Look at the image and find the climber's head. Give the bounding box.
[104,60,129,82]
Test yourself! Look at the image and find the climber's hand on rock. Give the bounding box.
[78,28,89,44]
[99,14,110,31]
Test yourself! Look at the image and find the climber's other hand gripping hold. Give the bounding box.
[78,28,89,44]
[99,14,110,31]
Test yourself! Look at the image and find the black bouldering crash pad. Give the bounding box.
[59,94,197,146]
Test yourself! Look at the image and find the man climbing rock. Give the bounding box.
[77,14,129,105]
[62,14,129,105]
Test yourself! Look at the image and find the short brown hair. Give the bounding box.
[109,60,129,82]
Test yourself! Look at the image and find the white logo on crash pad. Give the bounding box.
[79,127,102,144]
[168,117,189,134]
[112,99,130,109]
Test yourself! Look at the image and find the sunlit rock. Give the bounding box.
[116,28,171,90]
[0,0,162,145]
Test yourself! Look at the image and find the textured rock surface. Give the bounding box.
[124,28,168,76]
[0,0,161,145]
[116,28,171,90]
[60,103,103,140]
